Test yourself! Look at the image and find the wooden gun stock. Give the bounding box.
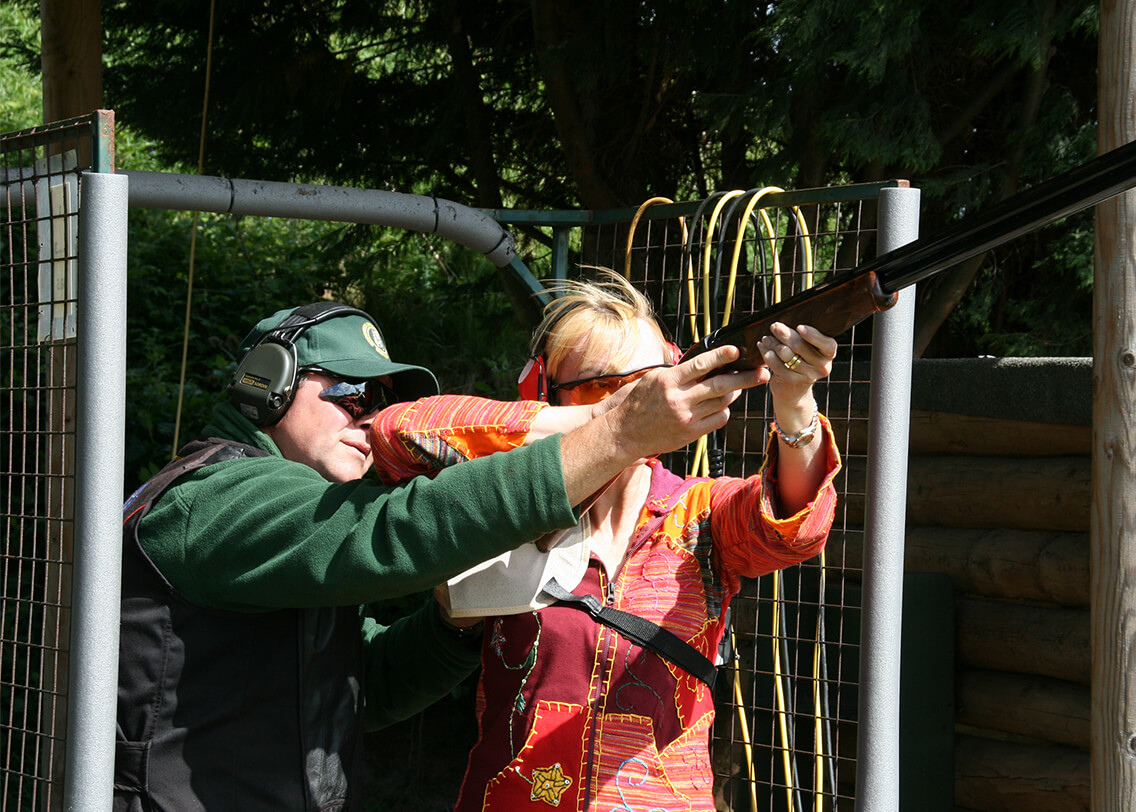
[682,271,897,368]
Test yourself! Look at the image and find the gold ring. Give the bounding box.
[784,354,803,371]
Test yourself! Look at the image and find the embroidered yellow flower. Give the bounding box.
[529,762,572,806]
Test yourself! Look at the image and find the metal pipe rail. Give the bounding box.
[118,170,518,268]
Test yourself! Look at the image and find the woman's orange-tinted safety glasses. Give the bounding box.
[549,364,671,406]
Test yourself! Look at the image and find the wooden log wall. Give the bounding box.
[826,357,1093,812]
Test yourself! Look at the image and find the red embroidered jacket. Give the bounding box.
[371,395,841,812]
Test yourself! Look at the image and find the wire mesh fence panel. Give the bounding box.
[500,185,894,811]
[0,109,900,810]
[1,115,104,812]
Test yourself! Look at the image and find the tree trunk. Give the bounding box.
[906,455,1090,531]
[436,1,544,327]
[438,0,503,211]
[529,0,620,210]
[902,527,1089,608]
[820,409,1093,458]
[912,252,987,357]
[40,0,103,122]
[913,8,1055,358]
[834,454,1091,531]
[38,6,101,802]
[1092,0,1136,808]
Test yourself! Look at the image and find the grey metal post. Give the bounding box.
[63,171,129,811]
[551,226,571,282]
[855,185,920,812]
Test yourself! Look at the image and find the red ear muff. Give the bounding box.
[518,355,549,401]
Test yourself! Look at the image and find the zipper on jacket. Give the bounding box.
[582,570,617,809]
[581,475,700,808]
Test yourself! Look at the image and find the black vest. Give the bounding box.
[115,439,366,812]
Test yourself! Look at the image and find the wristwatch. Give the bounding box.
[772,410,821,448]
[439,610,484,643]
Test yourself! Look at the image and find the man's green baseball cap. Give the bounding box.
[240,304,439,400]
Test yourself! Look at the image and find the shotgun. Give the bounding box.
[681,139,1136,368]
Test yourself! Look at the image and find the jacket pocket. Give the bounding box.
[113,738,151,811]
[588,712,697,811]
[481,701,587,810]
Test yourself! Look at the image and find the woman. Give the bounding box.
[371,272,841,811]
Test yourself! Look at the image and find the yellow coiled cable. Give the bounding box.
[624,188,826,810]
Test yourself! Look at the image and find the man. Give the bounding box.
[114,301,762,811]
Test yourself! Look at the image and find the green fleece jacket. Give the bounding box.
[136,402,577,728]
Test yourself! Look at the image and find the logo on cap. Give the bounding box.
[362,322,389,358]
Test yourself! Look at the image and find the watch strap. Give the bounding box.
[772,409,820,448]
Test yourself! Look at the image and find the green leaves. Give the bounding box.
[0,0,41,133]
[0,0,1105,490]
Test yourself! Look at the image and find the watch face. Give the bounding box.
[779,419,819,447]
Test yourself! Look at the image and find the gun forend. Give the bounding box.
[681,271,898,369]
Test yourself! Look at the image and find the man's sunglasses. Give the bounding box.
[549,363,670,406]
[312,375,400,419]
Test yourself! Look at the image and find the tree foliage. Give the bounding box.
[0,0,42,132]
[115,204,527,492]
[1,0,1105,479]
[95,0,1100,357]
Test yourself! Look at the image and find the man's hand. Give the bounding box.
[559,345,764,505]
[602,345,766,458]
[434,585,484,630]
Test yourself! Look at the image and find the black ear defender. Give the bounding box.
[229,302,370,426]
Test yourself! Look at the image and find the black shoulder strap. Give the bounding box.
[541,468,717,689]
[541,577,717,690]
[123,438,270,523]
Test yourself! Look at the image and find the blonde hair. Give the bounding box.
[533,269,668,379]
